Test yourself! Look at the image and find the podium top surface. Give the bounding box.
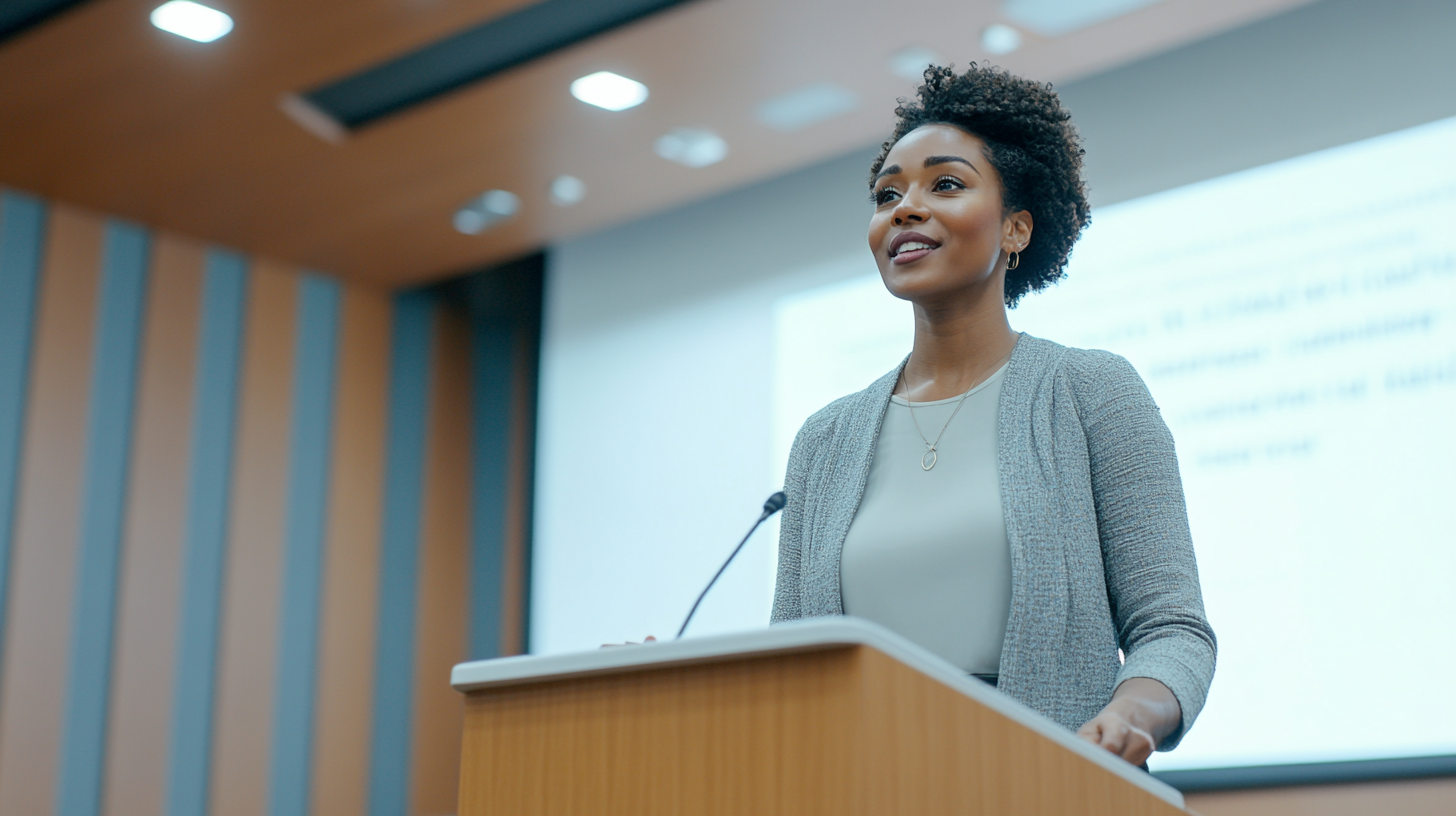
[451,616,1183,808]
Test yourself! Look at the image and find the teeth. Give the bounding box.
[895,241,935,255]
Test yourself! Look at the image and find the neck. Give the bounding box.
[900,281,1019,401]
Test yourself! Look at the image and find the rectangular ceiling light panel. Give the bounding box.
[305,0,696,130]
[756,83,859,133]
[1002,0,1168,37]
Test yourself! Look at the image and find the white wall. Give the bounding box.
[533,148,882,653]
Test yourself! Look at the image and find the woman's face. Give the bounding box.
[868,124,1029,305]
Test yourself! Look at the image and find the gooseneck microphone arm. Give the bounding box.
[675,491,787,640]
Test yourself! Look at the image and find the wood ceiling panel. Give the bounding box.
[0,0,1315,287]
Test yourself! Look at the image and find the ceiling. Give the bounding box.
[0,0,1316,288]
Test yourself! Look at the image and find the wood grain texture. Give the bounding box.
[102,231,204,816]
[409,306,474,816]
[0,203,103,816]
[208,259,296,816]
[0,0,1312,286]
[308,282,390,816]
[457,645,1186,816]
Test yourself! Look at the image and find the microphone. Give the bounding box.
[675,491,787,639]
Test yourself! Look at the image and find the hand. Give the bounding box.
[600,635,658,648]
[1077,678,1181,767]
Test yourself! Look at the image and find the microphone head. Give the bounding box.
[763,491,787,515]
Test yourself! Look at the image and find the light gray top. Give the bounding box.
[772,333,1217,750]
[840,363,1011,676]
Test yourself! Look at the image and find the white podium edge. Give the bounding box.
[451,616,1184,809]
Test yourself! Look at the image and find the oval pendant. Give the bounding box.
[921,448,937,471]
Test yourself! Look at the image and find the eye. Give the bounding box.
[873,186,901,206]
[933,175,966,192]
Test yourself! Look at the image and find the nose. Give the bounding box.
[892,190,929,226]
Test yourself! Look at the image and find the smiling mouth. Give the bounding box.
[890,240,939,264]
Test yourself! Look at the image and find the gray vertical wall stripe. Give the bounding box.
[0,190,46,678]
[268,275,341,816]
[56,221,151,816]
[368,291,435,816]
[166,250,249,816]
[468,324,513,660]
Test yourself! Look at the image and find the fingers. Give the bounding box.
[1099,719,1128,756]
[1077,714,1156,766]
[1100,721,1154,763]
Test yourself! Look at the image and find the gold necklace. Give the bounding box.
[898,355,1010,470]
[898,369,977,471]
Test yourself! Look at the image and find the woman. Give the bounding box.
[771,64,1216,767]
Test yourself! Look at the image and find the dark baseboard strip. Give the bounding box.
[1154,754,1456,792]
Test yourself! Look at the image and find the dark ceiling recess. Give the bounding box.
[304,0,698,130]
[0,0,93,44]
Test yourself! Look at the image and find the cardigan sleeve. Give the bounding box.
[1076,352,1217,751]
[770,422,809,623]
[770,401,841,623]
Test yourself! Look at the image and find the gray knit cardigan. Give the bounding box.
[771,333,1216,749]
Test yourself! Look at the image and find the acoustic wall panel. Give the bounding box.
[0,204,104,816]
[410,308,474,816]
[310,286,391,816]
[368,292,435,816]
[0,187,534,816]
[58,220,151,816]
[105,234,205,816]
[0,191,45,662]
[270,275,343,816]
[467,323,513,662]
[208,260,296,816]
[167,249,248,816]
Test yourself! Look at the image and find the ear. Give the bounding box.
[1002,209,1033,254]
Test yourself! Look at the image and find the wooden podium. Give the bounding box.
[451,617,1188,815]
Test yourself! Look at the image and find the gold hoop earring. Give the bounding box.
[1007,251,1020,270]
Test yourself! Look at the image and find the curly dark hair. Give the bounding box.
[870,64,1091,307]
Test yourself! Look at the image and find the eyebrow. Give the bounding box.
[873,155,981,184]
[924,155,980,176]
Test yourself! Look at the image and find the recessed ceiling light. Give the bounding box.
[981,23,1023,55]
[757,84,858,132]
[1002,0,1166,36]
[454,190,520,234]
[655,128,727,168]
[150,1,234,43]
[550,176,586,206]
[888,46,944,82]
[570,71,649,111]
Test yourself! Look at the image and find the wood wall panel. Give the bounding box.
[209,260,296,816]
[102,232,205,816]
[309,283,390,816]
[0,204,103,816]
[409,307,473,816]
